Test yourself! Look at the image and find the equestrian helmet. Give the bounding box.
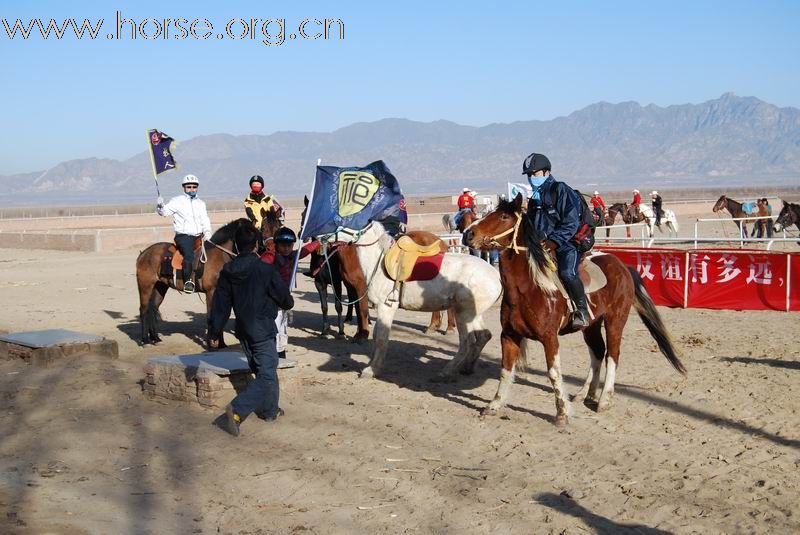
[462,187,470,192]
[182,174,199,186]
[274,227,297,243]
[522,153,551,175]
[249,175,264,186]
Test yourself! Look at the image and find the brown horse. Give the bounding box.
[135,212,282,347]
[602,202,626,238]
[712,195,760,238]
[463,194,685,425]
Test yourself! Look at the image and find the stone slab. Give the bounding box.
[147,351,296,373]
[0,329,105,348]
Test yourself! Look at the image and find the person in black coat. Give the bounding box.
[209,224,294,436]
[651,191,663,227]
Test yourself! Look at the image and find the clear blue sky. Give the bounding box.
[1,0,798,174]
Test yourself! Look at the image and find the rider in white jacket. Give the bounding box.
[157,174,212,293]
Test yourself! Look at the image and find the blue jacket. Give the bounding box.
[526,176,582,248]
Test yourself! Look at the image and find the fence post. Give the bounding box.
[787,253,792,313]
[683,252,690,308]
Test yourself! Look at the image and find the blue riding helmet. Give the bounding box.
[274,227,297,243]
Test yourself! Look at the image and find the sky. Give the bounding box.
[1,0,799,174]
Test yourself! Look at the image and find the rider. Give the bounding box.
[157,174,212,294]
[590,191,606,224]
[651,191,663,227]
[523,152,590,329]
[260,227,319,361]
[630,189,642,220]
[244,175,283,229]
[454,187,476,227]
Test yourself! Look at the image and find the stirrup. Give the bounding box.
[183,280,195,294]
[570,310,589,329]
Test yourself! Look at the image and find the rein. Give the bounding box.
[482,212,528,254]
[205,239,236,258]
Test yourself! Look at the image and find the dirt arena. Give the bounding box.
[0,201,798,534]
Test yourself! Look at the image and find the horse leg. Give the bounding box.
[573,320,605,405]
[361,303,398,379]
[425,311,442,335]
[314,278,329,335]
[204,287,226,349]
[482,330,523,417]
[333,277,345,337]
[445,308,456,333]
[459,317,492,375]
[148,281,169,344]
[596,316,624,412]
[543,336,571,426]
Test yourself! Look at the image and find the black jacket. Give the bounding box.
[209,254,294,343]
[525,176,582,248]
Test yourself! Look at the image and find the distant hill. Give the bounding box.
[1,93,798,205]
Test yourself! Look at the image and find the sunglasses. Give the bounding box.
[183,185,198,190]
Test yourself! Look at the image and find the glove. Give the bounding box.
[156,196,164,208]
[542,239,558,255]
[203,231,212,242]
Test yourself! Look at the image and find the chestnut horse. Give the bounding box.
[135,213,282,347]
[602,202,626,238]
[463,194,685,425]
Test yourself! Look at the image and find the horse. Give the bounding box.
[301,197,455,341]
[602,202,627,238]
[622,202,679,238]
[463,194,685,426]
[322,221,502,380]
[712,195,759,238]
[306,243,357,337]
[135,212,282,347]
[442,210,479,256]
[774,200,800,244]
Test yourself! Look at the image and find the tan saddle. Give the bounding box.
[170,238,204,272]
[553,253,608,320]
[384,236,445,282]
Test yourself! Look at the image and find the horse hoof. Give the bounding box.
[480,406,499,419]
[359,367,375,379]
[458,367,475,376]
[596,401,611,413]
[554,414,569,427]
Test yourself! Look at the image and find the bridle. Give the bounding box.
[479,211,527,254]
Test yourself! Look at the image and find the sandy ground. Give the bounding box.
[0,226,799,534]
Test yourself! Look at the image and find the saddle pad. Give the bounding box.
[384,237,445,282]
[741,202,757,215]
[406,253,445,282]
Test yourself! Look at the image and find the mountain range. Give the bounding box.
[1,93,798,205]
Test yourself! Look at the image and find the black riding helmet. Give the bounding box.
[522,153,551,175]
[249,175,264,186]
[274,227,297,243]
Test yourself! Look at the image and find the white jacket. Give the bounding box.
[157,193,212,239]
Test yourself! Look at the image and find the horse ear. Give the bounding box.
[513,192,524,209]
[304,195,309,207]
[782,199,788,206]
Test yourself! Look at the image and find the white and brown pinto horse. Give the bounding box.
[463,194,686,425]
[326,221,503,380]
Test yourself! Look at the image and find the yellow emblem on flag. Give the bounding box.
[338,171,380,217]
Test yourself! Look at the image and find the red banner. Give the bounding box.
[597,247,799,312]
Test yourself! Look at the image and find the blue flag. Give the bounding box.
[300,160,406,239]
[147,129,177,175]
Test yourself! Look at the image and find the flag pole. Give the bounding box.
[289,158,322,291]
[146,129,162,199]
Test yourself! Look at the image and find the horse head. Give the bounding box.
[712,195,727,213]
[464,193,556,291]
[774,200,798,232]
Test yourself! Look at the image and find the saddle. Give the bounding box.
[161,239,205,287]
[553,253,608,318]
[383,236,446,304]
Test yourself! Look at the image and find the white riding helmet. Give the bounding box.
[633,189,639,193]
[462,187,470,192]
[594,191,600,196]
[182,174,199,186]
[652,190,659,196]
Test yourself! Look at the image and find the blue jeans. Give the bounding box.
[232,337,280,420]
[174,233,198,282]
[555,243,580,282]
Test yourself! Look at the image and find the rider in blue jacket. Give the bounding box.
[523,153,590,329]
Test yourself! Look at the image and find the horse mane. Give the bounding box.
[496,199,558,293]
[263,208,280,227]
[210,218,252,244]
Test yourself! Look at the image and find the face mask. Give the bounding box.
[528,174,547,190]
[187,191,197,199]
[251,185,263,194]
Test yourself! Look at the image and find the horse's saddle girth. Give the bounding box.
[384,236,444,282]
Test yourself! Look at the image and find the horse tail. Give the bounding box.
[441,214,452,232]
[627,267,686,375]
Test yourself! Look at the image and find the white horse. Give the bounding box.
[334,221,503,380]
[638,204,680,237]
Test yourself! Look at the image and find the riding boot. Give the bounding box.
[564,277,590,329]
[182,262,195,294]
